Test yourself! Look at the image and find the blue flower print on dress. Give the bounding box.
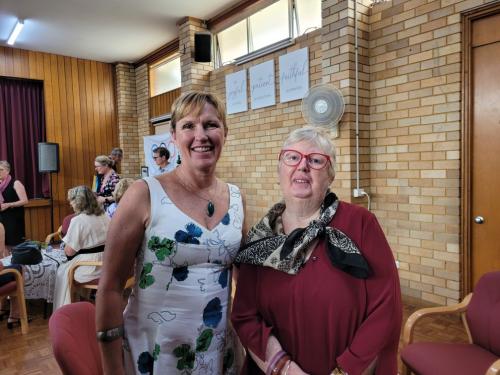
[173,266,189,281]
[203,297,222,328]
[175,222,202,244]
[137,351,154,374]
[166,266,189,290]
[218,268,229,289]
[221,212,230,225]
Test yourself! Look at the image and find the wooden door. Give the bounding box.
[470,13,500,287]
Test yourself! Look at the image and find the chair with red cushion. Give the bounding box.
[49,301,103,375]
[401,271,500,375]
[0,267,29,334]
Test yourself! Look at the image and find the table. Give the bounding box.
[1,247,67,303]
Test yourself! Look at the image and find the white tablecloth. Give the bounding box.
[1,248,67,303]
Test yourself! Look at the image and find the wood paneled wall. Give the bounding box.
[149,87,181,118]
[0,46,117,240]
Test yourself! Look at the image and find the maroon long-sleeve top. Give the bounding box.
[231,201,402,375]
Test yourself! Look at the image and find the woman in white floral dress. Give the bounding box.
[96,91,244,375]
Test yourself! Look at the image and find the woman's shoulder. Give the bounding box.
[337,200,375,222]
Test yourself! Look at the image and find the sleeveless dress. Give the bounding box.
[0,179,25,245]
[123,177,243,375]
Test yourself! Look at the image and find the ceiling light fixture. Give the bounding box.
[7,20,24,46]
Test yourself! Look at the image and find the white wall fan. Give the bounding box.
[301,84,345,138]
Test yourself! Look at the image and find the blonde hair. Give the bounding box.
[95,155,113,168]
[112,178,134,203]
[68,185,104,215]
[282,126,337,178]
[0,161,11,171]
[170,91,227,135]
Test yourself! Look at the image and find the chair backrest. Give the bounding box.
[49,302,103,375]
[466,271,500,356]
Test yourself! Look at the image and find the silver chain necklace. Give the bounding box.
[175,169,217,217]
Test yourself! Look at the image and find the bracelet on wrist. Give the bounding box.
[96,325,124,342]
[272,355,290,375]
[266,350,286,375]
[281,359,292,375]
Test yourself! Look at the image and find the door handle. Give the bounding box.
[474,216,484,224]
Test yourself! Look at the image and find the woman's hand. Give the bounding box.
[0,203,9,211]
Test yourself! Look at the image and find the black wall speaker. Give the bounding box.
[38,142,59,173]
[194,33,212,63]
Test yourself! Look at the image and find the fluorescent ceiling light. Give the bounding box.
[7,20,24,46]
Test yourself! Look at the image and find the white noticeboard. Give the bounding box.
[225,70,248,114]
[249,60,276,110]
[143,134,179,177]
[279,47,309,103]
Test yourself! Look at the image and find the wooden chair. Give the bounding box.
[68,260,135,303]
[0,267,29,334]
[401,271,500,375]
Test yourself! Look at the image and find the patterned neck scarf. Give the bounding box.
[0,174,12,204]
[235,191,371,278]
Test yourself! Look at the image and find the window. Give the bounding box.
[215,0,321,66]
[149,55,181,97]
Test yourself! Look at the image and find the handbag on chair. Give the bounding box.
[11,241,43,265]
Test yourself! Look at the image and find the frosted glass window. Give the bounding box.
[295,0,321,35]
[249,0,289,51]
[217,20,248,65]
[150,56,181,97]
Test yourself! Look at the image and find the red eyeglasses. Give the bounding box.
[279,149,331,170]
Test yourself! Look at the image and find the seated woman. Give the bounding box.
[0,260,24,328]
[53,185,110,310]
[105,178,134,218]
[232,127,402,375]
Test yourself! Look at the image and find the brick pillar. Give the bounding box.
[115,63,140,178]
[178,17,213,92]
[135,63,150,166]
[321,0,371,202]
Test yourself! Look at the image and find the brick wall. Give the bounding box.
[115,63,140,178]
[368,0,496,305]
[136,63,150,167]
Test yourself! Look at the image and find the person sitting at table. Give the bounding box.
[53,185,110,310]
[0,262,24,328]
[105,178,134,218]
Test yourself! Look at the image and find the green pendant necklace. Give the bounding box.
[175,170,217,217]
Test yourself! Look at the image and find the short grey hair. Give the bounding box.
[95,155,113,168]
[282,126,337,178]
[0,161,11,171]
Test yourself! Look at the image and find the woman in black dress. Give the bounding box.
[0,160,28,257]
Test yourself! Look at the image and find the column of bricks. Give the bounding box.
[115,63,139,178]
[321,0,372,202]
[136,63,150,167]
[178,17,213,93]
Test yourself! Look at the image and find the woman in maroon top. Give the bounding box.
[232,127,402,375]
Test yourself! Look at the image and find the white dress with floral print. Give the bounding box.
[123,177,243,375]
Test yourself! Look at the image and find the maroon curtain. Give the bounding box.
[0,77,47,198]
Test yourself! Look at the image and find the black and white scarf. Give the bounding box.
[235,192,371,278]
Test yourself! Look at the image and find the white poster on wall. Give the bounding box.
[143,134,179,177]
[250,60,275,110]
[279,47,309,103]
[225,70,247,114]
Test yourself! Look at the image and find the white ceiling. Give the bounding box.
[0,0,240,63]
